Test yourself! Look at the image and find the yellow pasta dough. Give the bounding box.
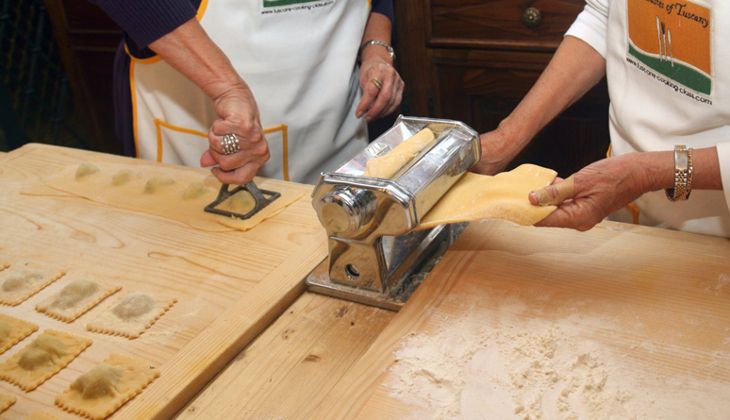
[111,169,133,186]
[418,164,558,229]
[0,268,66,306]
[0,330,92,391]
[0,262,9,272]
[41,162,305,232]
[0,313,38,355]
[143,176,175,194]
[36,279,121,323]
[56,354,160,420]
[0,392,15,413]
[25,410,58,420]
[182,181,209,200]
[364,128,436,179]
[86,293,176,339]
[75,163,100,180]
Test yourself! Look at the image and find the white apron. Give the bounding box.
[605,0,730,237]
[128,0,370,183]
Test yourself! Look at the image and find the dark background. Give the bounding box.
[1,0,609,178]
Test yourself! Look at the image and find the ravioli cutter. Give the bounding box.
[204,182,280,220]
[305,116,480,310]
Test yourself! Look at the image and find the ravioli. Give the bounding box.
[75,163,100,180]
[0,313,38,355]
[0,268,66,306]
[86,293,176,339]
[56,354,160,419]
[36,279,121,323]
[0,391,15,413]
[0,330,92,391]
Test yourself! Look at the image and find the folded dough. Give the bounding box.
[364,128,436,179]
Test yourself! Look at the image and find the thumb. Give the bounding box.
[200,150,217,168]
[529,176,575,206]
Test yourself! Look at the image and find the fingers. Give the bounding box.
[355,78,379,119]
[356,62,404,121]
[535,200,603,232]
[202,118,270,184]
[210,162,261,185]
[529,176,576,206]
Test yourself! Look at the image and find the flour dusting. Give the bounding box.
[385,304,730,419]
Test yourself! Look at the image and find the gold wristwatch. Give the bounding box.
[665,144,694,201]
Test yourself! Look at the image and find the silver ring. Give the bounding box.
[220,133,240,155]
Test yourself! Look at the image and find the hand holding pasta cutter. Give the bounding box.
[204,182,280,220]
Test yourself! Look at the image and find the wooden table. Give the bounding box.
[0,144,331,418]
[4,144,730,419]
[309,220,730,419]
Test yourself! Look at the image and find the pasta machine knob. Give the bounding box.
[319,187,375,235]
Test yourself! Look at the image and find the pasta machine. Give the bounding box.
[305,116,481,310]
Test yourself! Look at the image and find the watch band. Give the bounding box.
[358,39,395,63]
[665,144,694,201]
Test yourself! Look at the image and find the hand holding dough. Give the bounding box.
[418,164,558,229]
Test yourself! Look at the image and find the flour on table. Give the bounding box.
[386,304,730,419]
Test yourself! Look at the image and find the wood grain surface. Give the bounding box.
[179,292,395,419]
[0,144,326,419]
[311,220,730,419]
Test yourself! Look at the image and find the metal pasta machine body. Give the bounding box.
[305,116,480,310]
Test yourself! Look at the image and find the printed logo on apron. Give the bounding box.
[261,0,335,14]
[626,0,713,103]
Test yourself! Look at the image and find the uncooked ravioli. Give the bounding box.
[111,169,133,186]
[0,330,92,391]
[0,268,66,306]
[75,163,100,180]
[0,313,38,355]
[182,181,209,200]
[0,392,15,414]
[36,279,121,323]
[56,354,160,420]
[144,176,175,194]
[86,292,176,339]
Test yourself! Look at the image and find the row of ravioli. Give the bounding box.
[0,263,176,419]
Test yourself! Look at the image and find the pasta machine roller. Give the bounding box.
[305,116,481,310]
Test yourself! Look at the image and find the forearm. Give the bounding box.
[359,13,393,65]
[495,36,606,155]
[148,18,246,101]
[640,147,723,192]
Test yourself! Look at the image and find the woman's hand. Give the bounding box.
[200,84,270,185]
[529,153,655,231]
[470,129,522,176]
[355,56,404,122]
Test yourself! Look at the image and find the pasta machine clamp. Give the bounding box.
[305,116,480,310]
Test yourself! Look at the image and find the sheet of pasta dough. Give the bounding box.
[364,128,436,179]
[39,162,305,232]
[418,164,558,230]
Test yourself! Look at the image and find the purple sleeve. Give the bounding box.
[88,0,197,48]
[372,0,394,23]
